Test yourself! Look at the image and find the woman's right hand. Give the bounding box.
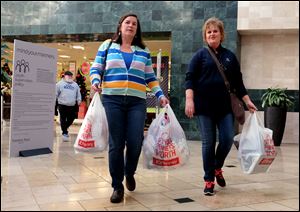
[185,99,195,119]
[91,83,101,92]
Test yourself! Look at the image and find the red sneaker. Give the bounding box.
[204,181,215,196]
[215,169,226,187]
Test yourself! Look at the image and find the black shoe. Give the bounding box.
[126,175,136,191]
[215,169,226,187]
[110,189,124,203]
[204,181,215,196]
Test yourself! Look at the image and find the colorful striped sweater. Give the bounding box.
[90,39,164,100]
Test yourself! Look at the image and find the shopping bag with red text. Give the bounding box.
[74,92,108,153]
[143,104,190,170]
[238,112,276,174]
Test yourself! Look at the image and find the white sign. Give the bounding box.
[156,49,161,80]
[9,40,57,157]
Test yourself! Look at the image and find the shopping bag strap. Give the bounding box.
[90,92,100,107]
[206,47,231,94]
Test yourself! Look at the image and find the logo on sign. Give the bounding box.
[15,59,30,73]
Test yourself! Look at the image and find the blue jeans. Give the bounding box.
[197,113,234,182]
[102,95,146,190]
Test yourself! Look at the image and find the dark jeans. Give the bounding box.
[58,104,77,135]
[197,113,234,182]
[102,95,146,190]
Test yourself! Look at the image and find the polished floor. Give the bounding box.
[1,121,299,211]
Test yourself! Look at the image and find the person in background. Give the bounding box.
[1,63,12,84]
[90,13,169,203]
[56,71,81,141]
[2,63,12,76]
[185,17,257,196]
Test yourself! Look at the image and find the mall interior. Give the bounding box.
[1,1,299,211]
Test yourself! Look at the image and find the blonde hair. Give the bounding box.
[202,17,225,44]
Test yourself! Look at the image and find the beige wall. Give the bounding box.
[237,1,299,144]
[238,1,299,32]
[240,34,299,90]
[238,1,299,90]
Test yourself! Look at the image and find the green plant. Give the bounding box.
[261,87,294,109]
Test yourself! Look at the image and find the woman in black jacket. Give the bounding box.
[185,17,257,196]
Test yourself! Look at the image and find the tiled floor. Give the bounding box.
[1,121,299,211]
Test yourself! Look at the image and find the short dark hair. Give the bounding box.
[111,13,146,49]
[64,71,73,76]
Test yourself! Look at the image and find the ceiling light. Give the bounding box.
[59,55,70,58]
[72,45,85,50]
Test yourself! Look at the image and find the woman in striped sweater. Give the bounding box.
[90,13,169,203]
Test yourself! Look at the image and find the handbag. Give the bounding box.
[206,47,245,125]
[230,93,245,124]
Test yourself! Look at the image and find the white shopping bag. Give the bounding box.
[143,104,190,170]
[74,92,108,153]
[237,112,276,174]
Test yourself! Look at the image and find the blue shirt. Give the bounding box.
[121,51,134,70]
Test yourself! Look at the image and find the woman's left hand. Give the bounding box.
[242,95,258,113]
[159,96,169,107]
[246,101,258,113]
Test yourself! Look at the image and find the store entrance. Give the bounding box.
[2,32,171,127]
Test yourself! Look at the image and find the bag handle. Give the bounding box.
[253,111,264,128]
[104,40,113,67]
[101,40,113,79]
[90,92,100,107]
[206,47,231,93]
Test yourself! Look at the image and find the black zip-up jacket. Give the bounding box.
[185,45,247,120]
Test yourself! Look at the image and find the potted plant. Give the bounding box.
[261,87,294,146]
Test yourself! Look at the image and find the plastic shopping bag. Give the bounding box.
[237,112,276,174]
[74,92,108,153]
[143,104,190,170]
[233,134,240,150]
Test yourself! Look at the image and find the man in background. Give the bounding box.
[56,71,81,141]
